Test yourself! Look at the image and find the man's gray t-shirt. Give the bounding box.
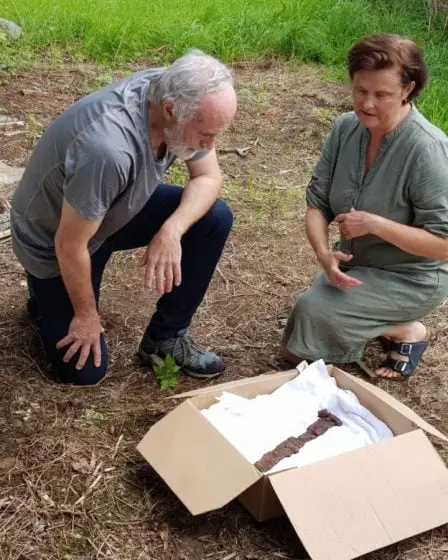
[11,69,204,279]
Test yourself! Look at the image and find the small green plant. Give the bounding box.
[75,408,105,429]
[153,355,181,390]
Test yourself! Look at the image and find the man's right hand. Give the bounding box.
[317,250,363,289]
[56,312,104,370]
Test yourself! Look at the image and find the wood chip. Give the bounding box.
[21,89,49,96]
[223,554,237,560]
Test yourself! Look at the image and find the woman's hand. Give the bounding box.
[318,250,363,289]
[334,208,380,239]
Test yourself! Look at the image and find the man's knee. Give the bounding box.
[205,199,234,237]
[54,355,109,386]
[39,325,109,386]
[214,199,234,230]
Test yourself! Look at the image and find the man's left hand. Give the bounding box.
[140,223,182,295]
[334,208,380,239]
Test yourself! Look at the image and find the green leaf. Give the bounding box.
[153,354,181,390]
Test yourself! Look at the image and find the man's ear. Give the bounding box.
[162,99,175,122]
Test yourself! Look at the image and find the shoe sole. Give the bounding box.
[139,348,225,380]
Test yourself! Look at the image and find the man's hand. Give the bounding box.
[318,250,363,289]
[56,312,104,370]
[141,223,182,295]
[334,208,379,239]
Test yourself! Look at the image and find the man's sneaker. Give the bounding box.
[139,330,225,379]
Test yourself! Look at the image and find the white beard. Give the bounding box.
[164,125,197,161]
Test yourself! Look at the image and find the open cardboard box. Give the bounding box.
[137,365,448,560]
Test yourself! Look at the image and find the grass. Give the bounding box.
[0,0,448,130]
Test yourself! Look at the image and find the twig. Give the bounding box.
[86,537,109,559]
[0,120,25,127]
[218,146,251,157]
[216,266,230,292]
[73,474,103,506]
[111,434,123,459]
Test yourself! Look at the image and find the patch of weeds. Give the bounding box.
[223,178,303,225]
[153,355,181,390]
[312,106,339,125]
[324,64,348,84]
[238,88,258,103]
[238,85,271,111]
[85,70,114,92]
[26,114,45,143]
[166,163,188,185]
[75,408,105,429]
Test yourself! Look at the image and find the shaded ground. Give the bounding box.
[0,62,447,560]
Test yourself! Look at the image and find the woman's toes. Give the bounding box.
[375,367,402,379]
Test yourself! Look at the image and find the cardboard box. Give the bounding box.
[137,366,448,560]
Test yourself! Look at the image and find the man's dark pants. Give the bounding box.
[26,184,233,385]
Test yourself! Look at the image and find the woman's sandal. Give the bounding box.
[377,339,429,380]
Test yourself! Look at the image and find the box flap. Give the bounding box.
[170,369,298,399]
[137,400,261,515]
[330,366,448,442]
[270,430,448,560]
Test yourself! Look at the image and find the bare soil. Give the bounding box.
[0,62,447,560]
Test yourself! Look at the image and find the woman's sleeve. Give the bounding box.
[306,120,341,223]
[410,141,448,238]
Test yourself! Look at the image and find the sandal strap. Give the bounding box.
[380,340,429,378]
[381,357,413,376]
[388,341,426,356]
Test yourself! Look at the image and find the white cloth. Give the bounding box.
[201,360,393,474]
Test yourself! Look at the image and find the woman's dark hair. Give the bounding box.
[348,34,429,100]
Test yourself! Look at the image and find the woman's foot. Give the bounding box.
[375,321,428,379]
[280,345,303,366]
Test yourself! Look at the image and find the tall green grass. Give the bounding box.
[1,0,448,130]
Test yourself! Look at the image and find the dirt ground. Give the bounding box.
[0,62,447,560]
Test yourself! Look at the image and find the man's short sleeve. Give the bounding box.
[410,141,448,238]
[63,132,129,221]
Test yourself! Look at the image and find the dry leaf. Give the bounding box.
[39,492,56,508]
[71,458,91,474]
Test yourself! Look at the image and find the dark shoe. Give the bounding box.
[139,329,225,379]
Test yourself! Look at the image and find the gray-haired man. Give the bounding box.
[11,50,237,385]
